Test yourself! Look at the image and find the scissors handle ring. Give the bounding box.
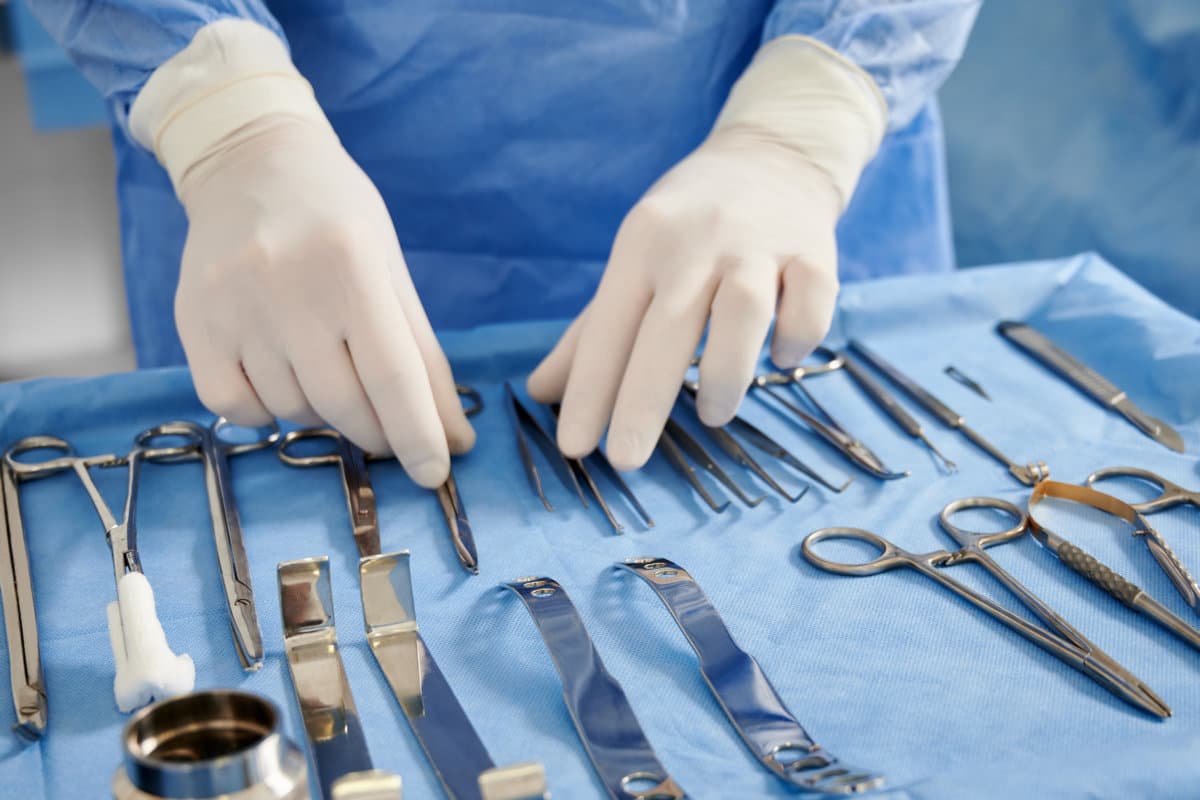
[3,436,78,476]
[801,527,906,576]
[1086,466,1178,513]
[938,496,1028,548]
[277,428,344,467]
[211,417,282,456]
[135,420,206,462]
[456,384,483,418]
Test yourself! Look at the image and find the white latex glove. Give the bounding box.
[130,20,472,488]
[527,37,886,470]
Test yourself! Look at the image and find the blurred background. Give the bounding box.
[1,0,1196,381]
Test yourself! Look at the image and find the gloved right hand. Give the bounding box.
[130,20,472,488]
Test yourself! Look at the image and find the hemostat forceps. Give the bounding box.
[8,436,195,712]
[751,347,908,480]
[135,419,278,671]
[803,497,1170,718]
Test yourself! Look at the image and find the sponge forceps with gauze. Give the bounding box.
[6,437,195,713]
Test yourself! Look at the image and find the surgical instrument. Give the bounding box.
[620,557,886,792]
[1087,466,1200,515]
[548,402,655,532]
[678,388,808,503]
[657,422,731,513]
[998,321,1184,453]
[439,384,483,573]
[848,339,1049,486]
[503,576,686,800]
[944,366,990,401]
[724,414,852,493]
[112,690,310,800]
[803,497,1171,718]
[751,349,908,480]
[7,437,195,711]
[842,352,957,473]
[278,426,479,573]
[1029,480,1200,651]
[0,439,57,739]
[360,552,549,800]
[664,417,764,508]
[505,382,587,511]
[277,557,402,800]
[135,418,279,671]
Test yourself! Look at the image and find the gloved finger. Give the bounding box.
[181,337,273,427]
[606,277,717,470]
[771,256,838,367]
[389,264,476,455]
[346,288,451,489]
[527,313,585,403]
[240,346,322,426]
[555,271,652,457]
[696,259,777,426]
[290,336,390,455]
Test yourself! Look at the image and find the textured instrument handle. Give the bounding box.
[997,322,1123,406]
[1058,541,1141,607]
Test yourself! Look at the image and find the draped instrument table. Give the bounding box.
[2,253,1197,799]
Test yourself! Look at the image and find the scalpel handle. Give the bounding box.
[841,352,921,436]
[997,321,1123,406]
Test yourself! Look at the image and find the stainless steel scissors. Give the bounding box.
[135,418,279,671]
[801,496,1170,718]
[751,347,909,480]
[1087,466,1200,514]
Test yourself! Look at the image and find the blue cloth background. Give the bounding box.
[1,253,1198,799]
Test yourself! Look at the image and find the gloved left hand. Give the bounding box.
[528,37,887,470]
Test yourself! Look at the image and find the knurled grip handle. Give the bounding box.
[1058,541,1142,607]
[997,322,1123,406]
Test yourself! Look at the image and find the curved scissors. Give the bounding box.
[136,419,279,670]
[801,497,1170,718]
[1087,467,1200,514]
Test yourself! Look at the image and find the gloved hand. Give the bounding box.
[527,37,887,470]
[130,21,472,488]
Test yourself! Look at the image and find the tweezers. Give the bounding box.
[618,558,884,794]
[657,424,730,513]
[678,388,807,503]
[505,382,587,511]
[754,380,909,481]
[437,472,478,574]
[360,552,548,799]
[722,414,852,493]
[503,576,685,799]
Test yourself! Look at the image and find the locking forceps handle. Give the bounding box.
[618,558,884,794]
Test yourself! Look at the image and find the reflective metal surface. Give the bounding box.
[277,557,382,800]
[805,496,1170,718]
[998,321,1184,453]
[505,381,587,512]
[112,690,308,799]
[1087,466,1200,515]
[136,418,279,671]
[1029,480,1200,653]
[723,414,851,493]
[278,429,379,559]
[437,471,478,574]
[619,558,885,793]
[361,552,549,800]
[848,339,1048,485]
[503,576,685,799]
[943,365,991,401]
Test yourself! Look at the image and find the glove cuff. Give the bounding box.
[129,18,334,188]
[713,35,888,211]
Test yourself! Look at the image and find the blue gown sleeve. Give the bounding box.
[22,1,286,126]
[763,0,981,130]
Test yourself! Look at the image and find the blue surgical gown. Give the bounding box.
[28,1,979,367]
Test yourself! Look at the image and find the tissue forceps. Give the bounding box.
[135,419,279,671]
[751,348,908,480]
[802,497,1170,718]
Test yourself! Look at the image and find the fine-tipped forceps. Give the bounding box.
[438,384,482,573]
[677,387,808,503]
[134,419,278,671]
[802,497,1171,718]
[657,420,731,513]
[664,417,764,509]
[723,413,852,493]
[0,437,69,739]
[751,348,909,480]
[505,382,588,512]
